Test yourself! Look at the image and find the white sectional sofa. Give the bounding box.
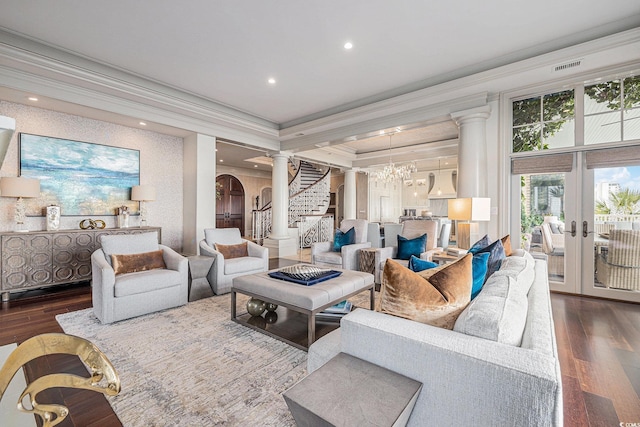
[307,250,563,427]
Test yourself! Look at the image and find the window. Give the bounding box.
[584,76,640,144]
[512,90,575,152]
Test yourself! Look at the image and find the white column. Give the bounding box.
[343,169,357,220]
[183,133,217,255]
[263,152,297,257]
[270,152,290,239]
[450,106,491,198]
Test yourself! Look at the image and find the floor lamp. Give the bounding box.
[448,198,490,250]
[0,177,41,232]
[131,185,156,227]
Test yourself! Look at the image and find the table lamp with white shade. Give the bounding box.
[0,177,41,232]
[131,185,156,226]
[448,197,491,250]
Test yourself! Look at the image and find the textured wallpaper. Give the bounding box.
[0,101,184,250]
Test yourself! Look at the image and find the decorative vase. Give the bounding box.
[246,298,266,316]
[264,311,278,324]
[117,212,129,228]
[265,303,278,312]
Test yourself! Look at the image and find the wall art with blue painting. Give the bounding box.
[19,133,140,216]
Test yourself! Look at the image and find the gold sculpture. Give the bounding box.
[79,219,106,229]
[0,333,120,427]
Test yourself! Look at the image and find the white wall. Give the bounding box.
[0,101,184,249]
[183,133,217,254]
[485,98,501,241]
[369,180,403,223]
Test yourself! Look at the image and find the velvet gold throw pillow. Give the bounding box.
[112,249,166,275]
[378,254,473,329]
[215,242,249,259]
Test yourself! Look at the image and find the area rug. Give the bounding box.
[55,295,307,426]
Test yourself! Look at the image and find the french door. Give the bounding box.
[513,147,640,302]
[581,147,640,302]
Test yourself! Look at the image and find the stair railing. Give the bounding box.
[251,167,331,242]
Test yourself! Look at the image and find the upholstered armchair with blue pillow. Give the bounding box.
[373,220,440,284]
[91,231,188,324]
[199,228,269,295]
[311,219,371,271]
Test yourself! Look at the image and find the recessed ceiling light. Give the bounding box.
[28,97,38,101]
[344,42,353,50]
[219,159,224,163]
[139,121,147,126]
[268,78,276,85]
[254,165,258,168]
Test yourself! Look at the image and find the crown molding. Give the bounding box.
[280,92,487,153]
[280,28,640,146]
[0,29,280,147]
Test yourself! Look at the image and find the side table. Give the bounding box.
[187,255,215,300]
[431,251,462,265]
[284,352,422,426]
[359,247,377,275]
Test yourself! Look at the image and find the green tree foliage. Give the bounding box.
[512,76,640,152]
[512,91,574,152]
[595,187,640,215]
[584,76,640,110]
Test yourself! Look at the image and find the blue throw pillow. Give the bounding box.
[474,239,506,282]
[396,234,427,260]
[333,227,355,252]
[408,255,438,272]
[471,252,490,299]
[468,234,490,254]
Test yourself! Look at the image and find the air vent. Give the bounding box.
[553,59,582,72]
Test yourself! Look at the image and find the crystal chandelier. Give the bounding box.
[371,133,417,183]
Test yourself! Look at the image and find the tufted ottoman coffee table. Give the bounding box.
[231,265,374,350]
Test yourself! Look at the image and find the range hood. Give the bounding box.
[428,168,457,199]
[0,116,16,170]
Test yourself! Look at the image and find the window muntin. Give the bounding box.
[512,90,574,152]
[584,76,640,144]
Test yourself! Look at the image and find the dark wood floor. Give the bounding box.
[1,267,639,426]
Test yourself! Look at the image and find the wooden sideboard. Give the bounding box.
[0,226,161,302]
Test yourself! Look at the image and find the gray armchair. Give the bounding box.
[373,220,440,284]
[311,219,371,271]
[199,228,269,295]
[91,231,188,324]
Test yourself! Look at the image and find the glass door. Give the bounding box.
[512,152,579,294]
[516,169,579,293]
[582,158,640,303]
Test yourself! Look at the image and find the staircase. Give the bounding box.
[252,160,333,245]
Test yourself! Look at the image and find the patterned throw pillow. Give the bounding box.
[215,242,249,259]
[112,249,166,275]
[333,227,356,252]
[396,233,427,260]
[379,255,472,329]
[408,255,438,272]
